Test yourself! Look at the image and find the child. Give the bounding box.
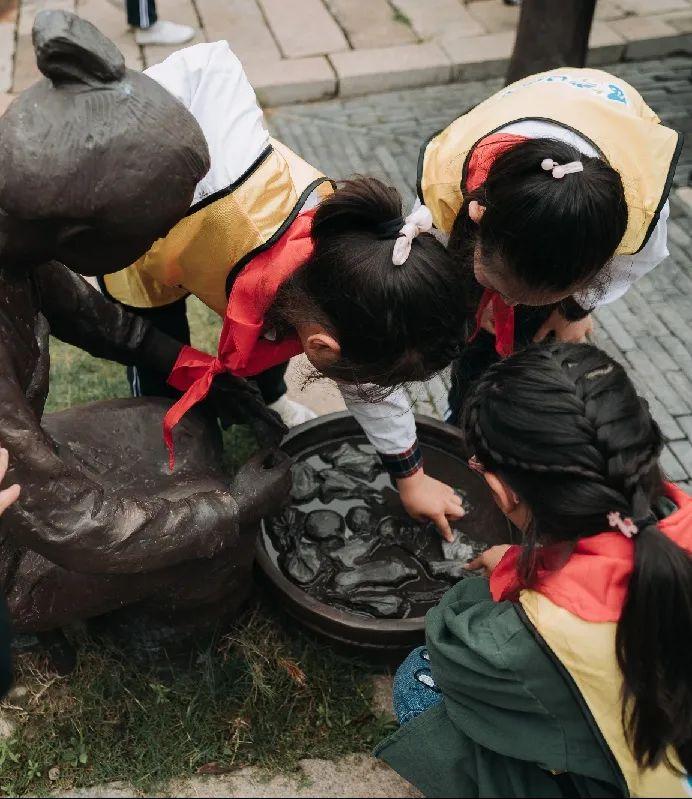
[416,68,681,419]
[99,42,469,539]
[377,343,692,797]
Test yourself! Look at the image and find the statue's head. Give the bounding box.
[0,10,210,275]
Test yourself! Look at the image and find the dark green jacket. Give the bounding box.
[375,577,627,798]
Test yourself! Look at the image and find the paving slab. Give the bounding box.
[0,91,13,114]
[467,0,520,33]
[391,0,485,41]
[195,0,281,64]
[76,0,142,70]
[326,0,416,49]
[439,28,514,80]
[7,0,692,104]
[664,11,692,32]
[595,0,628,20]
[617,0,690,13]
[331,42,451,97]
[141,0,205,68]
[586,20,627,65]
[611,14,692,58]
[259,0,348,58]
[0,21,15,92]
[247,56,336,105]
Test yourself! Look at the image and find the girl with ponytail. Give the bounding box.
[90,40,471,539]
[377,343,692,798]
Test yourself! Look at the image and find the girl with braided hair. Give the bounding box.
[377,343,692,798]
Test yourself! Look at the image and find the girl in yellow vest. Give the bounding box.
[98,42,469,539]
[377,342,692,798]
[417,69,681,421]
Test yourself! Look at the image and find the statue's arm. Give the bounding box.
[34,261,182,375]
[0,335,239,574]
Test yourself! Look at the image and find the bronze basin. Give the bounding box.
[256,412,515,659]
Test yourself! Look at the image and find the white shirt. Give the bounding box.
[146,42,418,456]
[500,120,670,309]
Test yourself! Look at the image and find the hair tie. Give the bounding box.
[607,511,638,538]
[374,216,405,239]
[392,204,434,266]
[541,158,584,179]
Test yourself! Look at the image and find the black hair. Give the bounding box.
[448,138,628,302]
[462,343,692,774]
[269,177,470,393]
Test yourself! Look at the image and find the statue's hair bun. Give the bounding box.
[32,10,125,86]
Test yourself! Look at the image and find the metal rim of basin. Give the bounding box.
[256,411,492,652]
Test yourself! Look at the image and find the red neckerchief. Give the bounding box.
[162,211,314,469]
[465,133,528,358]
[489,483,692,622]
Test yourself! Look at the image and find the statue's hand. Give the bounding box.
[208,372,287,448]
[230,449,293,526]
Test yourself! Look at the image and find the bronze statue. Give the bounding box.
[0,10,289,648]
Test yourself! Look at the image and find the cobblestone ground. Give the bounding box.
[269,55,692,489]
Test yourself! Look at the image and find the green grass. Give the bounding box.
[3,297,394,796]
[1,609,393,796]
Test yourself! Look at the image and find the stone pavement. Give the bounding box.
[278,54,692,491]
[4,0,692,109]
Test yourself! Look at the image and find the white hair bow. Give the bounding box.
[392,204,434,266]
[541,158,584,179]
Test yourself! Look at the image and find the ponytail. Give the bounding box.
[617,519,692,772]
[269,176,468,392]
[462,343,692,773]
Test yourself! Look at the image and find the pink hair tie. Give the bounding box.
[607,511,638,538]
[541,158,584,179]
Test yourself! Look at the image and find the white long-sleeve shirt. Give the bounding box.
[145,42,419,460]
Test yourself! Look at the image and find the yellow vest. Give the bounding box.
[520,590,688,798]
[100,139,333,315]
[418,68,681,254]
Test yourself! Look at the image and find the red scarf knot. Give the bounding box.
[162,210,316,469]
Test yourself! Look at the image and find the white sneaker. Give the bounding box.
[268,395,318,428]
[135,20,195,46]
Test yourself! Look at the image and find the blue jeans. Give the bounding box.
[392,646,443,726]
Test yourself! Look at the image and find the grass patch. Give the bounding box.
[14,295,395,796]
[2,608,393,796]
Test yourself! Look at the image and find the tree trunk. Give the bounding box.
[505,0,597,86]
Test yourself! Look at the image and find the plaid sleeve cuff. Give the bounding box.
[379,441,424,479]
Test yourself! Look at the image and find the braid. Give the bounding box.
[552,346,663,507]
[463,343,692,776]
[461,343,664,542]
[465,395,606,483]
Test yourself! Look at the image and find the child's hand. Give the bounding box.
[0,447,20,515]
[397,471,464,542]
[465,545,511,576]
[534,310,593,343]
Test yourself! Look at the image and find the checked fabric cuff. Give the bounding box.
[379,441,423,480]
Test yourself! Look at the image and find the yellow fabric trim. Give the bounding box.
[102,262,188,309]
[520,590,687,797]
[103,140,328,315]
[421,68,679,254]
